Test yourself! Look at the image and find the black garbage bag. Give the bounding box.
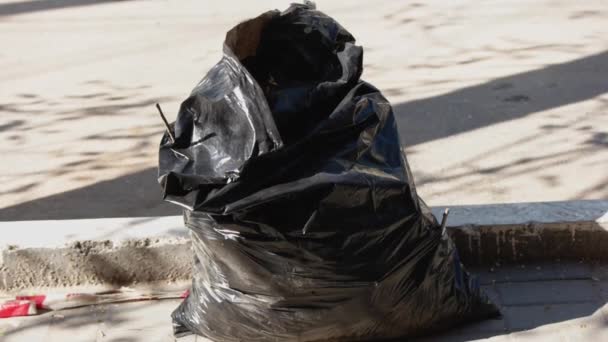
[158,4,498,341]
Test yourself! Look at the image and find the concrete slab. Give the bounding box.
[0,216,187,249]
[432,200,608,226]
[1,263,606,341]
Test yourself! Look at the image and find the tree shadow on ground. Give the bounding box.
[393,50,608,147]
[1,51,607,221]
[0,168,179,221]
[0,0,134,17]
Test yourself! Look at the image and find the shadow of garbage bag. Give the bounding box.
[158,3,499,341]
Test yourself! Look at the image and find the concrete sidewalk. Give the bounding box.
[0,0,607,221]
[1,262,607,341]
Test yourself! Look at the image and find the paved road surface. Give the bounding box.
[1,0,607,220]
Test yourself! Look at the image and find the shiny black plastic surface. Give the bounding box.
[158,4,498,341]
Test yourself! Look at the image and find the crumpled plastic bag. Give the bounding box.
[158,4,499,341]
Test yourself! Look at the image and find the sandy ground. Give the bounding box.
[0,0,606,220]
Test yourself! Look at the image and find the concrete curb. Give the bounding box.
[1,200,606,292]
[0,216,192,293]
[439,200,608,265]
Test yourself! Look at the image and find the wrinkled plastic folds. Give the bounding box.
[158,4,498,341]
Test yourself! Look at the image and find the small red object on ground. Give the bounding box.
[15,295,46,309]
[0,300,37,318]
